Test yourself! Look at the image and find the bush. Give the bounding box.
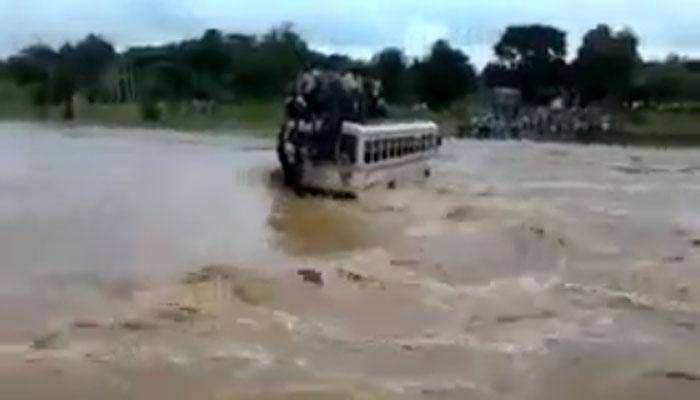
[628,111,647,125]
[140,100,161,121]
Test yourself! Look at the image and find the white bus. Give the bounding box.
[278,120,441,195]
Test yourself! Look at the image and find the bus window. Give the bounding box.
[364,141,371,164]
[382,139,389,160]
[372,140,381,163]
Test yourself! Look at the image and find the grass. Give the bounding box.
[621,110,700,136]
[606,110,700,147]
[75,100,282,136]
[0,81,282,136]
[154,100,282,135]
[78,101,281,134]
[0,80,36,120]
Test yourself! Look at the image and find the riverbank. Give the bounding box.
[2,76,700,144]
[458,108,700,147]
[0,81,282,135]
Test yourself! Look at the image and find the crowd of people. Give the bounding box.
[471,106,612,141]
[282,67,388,161]
[469,90,613,141]
[284,67,387,124]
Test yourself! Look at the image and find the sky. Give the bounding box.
[2,0,700,68]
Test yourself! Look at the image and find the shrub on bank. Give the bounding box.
[139,101,161,122]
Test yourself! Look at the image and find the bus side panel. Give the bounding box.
[361,157,432,190]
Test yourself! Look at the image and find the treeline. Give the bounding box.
[0,24,477,120]
[2,23,700,122]
[485,24,700,108]
[2,34,117,119]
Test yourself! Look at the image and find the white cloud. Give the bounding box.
[1,0,700,68]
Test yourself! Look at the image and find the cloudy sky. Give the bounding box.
[2,0,700,67]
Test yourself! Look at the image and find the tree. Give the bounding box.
[7,42,83,120]
[489,24,568,103]
[187,29,231,76]
[495,25,566,68]
[637,57,700,104]
[181,29,232,99]
[642,60,684,102]
[230,24,309,98]
[121,25,314,102]
[7,45,57,86]
[482,62,517,88]
[413,40,477,111]
[573,24,640,104]
[54,43,79,119]
[72,34,117,103]
[372,48,408,103]
[7,44,58,115]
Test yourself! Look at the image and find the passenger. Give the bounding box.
[358,76,384,120]
[296,68,312,97]
[284,92,307,120]
[313,70,346,160]
[368,79,386,118]
[341,70,361,121]
[297,68,321,117]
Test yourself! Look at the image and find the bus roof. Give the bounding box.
[342,121,438,136]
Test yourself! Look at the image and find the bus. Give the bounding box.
[278,120,441,196]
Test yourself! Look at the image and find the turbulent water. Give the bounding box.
[1,122,700,399]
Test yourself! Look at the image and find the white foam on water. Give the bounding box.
[209,343,275,367]
[520,181,614,191]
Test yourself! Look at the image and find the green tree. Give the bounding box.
[573,24,640,104]
[482,62,517,88]
[638,56,700,103]
[495,25,566,68]
[642,59,684,102]
[489,24,568,103]
[230,24,309,98]
[371,48,408,103]
[181,29,232,100]
[72,34,117,103]
[413,40,477,111]
[17,42,80,120]
[7,45,58,111]
[0,60,6,78]
[54,43,79,119]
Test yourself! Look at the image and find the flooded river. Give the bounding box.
[1,122,700,399]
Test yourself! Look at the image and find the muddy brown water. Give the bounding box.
[1,122,700,399]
